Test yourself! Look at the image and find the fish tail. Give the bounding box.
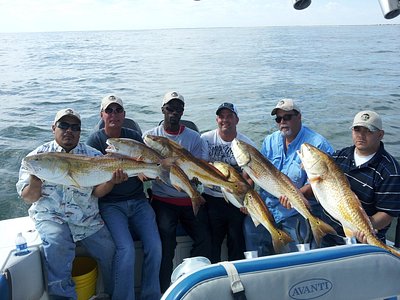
[157,164,171,184]
[271,229,293,254]
[309,217,337,247]
[191,195,206,216]
[385,245,400,258]
[367,237,400,258]
[160,157,178,167]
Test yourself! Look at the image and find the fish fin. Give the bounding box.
[133,155,146,162]
[207,163,228,178]
[68,174,81,188]
[105,153,130,159]
[250,215,260,227]
[271,229,293,254]
[221,192,230,204]
[309,217,337,247]
[171,184,182,192]
[309,175,323,184]
[343,227,354,238]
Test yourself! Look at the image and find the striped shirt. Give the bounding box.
[332,142,400,239]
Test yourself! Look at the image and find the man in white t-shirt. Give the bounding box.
[201,102,255,263]
[142,91,211,292]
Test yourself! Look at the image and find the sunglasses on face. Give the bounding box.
[275,114,297,123]
[56,121,81,132]
[104,107,124,114]
[165,106,184,114]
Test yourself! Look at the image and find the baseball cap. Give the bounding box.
[216,102,239,116]
[54,108,81,124]
[351,110,382,131]
[271,98,301,115]
[162,91,185,106]
[101,95,124,111]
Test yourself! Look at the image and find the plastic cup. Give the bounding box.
[243,251,258,259]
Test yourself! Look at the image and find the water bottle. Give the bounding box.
[15,232,30,256]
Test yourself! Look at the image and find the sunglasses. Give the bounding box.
[165,106,184,113]
[275,114,298,123]
[56,121,81,132]
[104,107,124,114]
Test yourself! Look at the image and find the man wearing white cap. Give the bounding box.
[243,98,334,255]
[201,102,255,263]
[16,108,116,299]
[327,110,400,244]
[87,95,162,300]
[143,91,211,293]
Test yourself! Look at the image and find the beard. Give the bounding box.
[279,127,293,137]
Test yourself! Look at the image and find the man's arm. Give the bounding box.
[370,211,393,230]
[92,169,128,198]
[21,175,43,204]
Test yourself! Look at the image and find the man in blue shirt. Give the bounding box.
[243,98,333,255]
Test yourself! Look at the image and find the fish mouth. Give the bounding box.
[299,144,321,169]
[105,145,117,154]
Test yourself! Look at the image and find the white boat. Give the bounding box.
[0,215,217,300]
[2,215,400,300]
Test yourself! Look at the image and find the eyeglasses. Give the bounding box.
[104,107,124,114]
[165,106,184,113]
[56,121,81,132]
[275,114,298,123]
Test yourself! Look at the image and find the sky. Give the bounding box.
[0,0,399,33]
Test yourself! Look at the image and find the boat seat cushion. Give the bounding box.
[163,245,400,300]
[5,248,45,300]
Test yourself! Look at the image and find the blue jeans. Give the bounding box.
[100,198,162,300]
[243,213,311,256]
[35,221,115,299]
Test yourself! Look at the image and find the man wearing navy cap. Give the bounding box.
[201,102,255,263]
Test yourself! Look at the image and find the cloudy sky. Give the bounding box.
[0,0,399,33]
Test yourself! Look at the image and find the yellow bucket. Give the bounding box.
[72,256,98,300]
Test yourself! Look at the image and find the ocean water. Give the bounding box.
[1,25,400,221]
